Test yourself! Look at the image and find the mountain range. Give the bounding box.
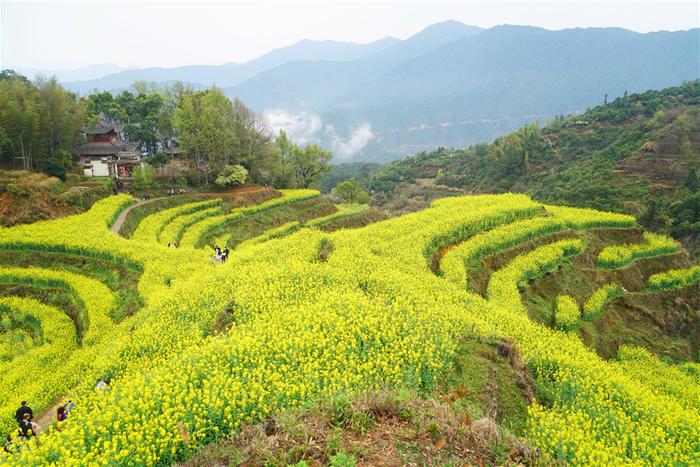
[36,21,700,162]
[57,35,406,94]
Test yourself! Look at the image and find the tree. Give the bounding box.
[215,164,248,188]
[42,148,73,181]
[332,178,369,204]
[0,70,29,83]
[230,98,279,182]
[274,130,295,187]
[84,84,175,157]
[638,199,670,231]
[147,152,170,172]
[486,122,542,181]
[84,91,125,126]
[173,86,238,184]
[290,144,332,188]
[684,169,699,192]
[0,76,42,170]
[36,76,84,160]
[42,157,66,181]
[116,90,164,156]
[0,73,82,171]
[159,82,192,150]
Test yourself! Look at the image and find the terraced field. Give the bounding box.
[0,191,698,465]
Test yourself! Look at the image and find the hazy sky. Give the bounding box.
[2,0,698,70]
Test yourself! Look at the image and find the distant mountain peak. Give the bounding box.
[413,20,483,36]
[421,19,469,29]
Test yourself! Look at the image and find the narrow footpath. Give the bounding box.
[109,197,161,234]
[109,185,268,235]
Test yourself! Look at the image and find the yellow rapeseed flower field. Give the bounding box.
[0,192,697,465]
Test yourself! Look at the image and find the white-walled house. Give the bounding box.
[77,124,144,179]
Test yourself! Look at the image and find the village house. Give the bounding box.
[76,123,144,179]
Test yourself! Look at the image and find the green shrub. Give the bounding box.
[215,164,248,188]
[332,179,369,204]
[329,451,357,467]
[132,166,158,191]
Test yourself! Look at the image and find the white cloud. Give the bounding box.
[265,109,373,160]
[264,109,322,146]
[325,123,374,160]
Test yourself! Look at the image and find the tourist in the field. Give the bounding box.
[18,414,37,439]
[3,435,14,454]
[56,401,74,422]
[219,247,229,263]
[96,378,110,391]
[214,245,222,260]
[14,402,32,425]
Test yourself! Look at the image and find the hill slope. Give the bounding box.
[368,80,700,256]
[0,171,114,226]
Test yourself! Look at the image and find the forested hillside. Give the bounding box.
[368,80,700,255]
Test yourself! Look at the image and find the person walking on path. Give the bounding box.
[14,402,32,425]
[56,401,74,422]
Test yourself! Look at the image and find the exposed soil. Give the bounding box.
[319,209,388,233]
[31,396,71,434]
[437,225,699,362]
[465,230,583,296]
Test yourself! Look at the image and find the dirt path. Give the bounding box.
[31,396,68,434]
[109,197,160,234]
[109,186,269,236]
[228,185,269,197]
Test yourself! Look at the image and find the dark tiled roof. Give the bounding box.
[77,141,139,156]
[80,123,120,135]
[115,141,139,151]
